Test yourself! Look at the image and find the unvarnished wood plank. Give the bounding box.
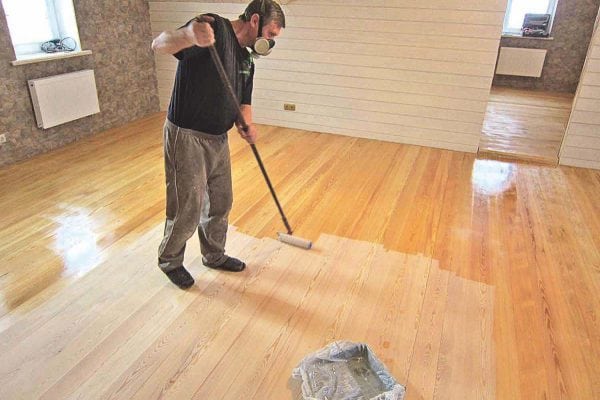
[582,71,600,86]
[252,68,493,95]
[149,0,509,13]
[560,147,600,161]
[578,85,600,99]
[588,59,600,72]
[571,110,600,125]
[252,92,485,123]
[404,264,450,399]
[149,17,502,39]
[563,122,600,138]
[574,97,600,112]
[151,26,502,53]
[153,64,494,98]
[238,48,495,76]
[280,0,508,11]
[253,99,484,135]
[156,81,489,116]
[252,108,481,144]
[150,7,504,26]
[154,69,492,102]
[563,134,600,149]
[243,118,480,153]
[433,276,495,399]
[273,38,497,64]
[559,157,600,169]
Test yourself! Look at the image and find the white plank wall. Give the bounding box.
[560,12,600,170]
[149,1,507,153]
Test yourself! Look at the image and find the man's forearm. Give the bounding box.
[239,104,253,128]
[151,28,193,55]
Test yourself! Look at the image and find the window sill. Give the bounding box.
[11,50,93,66]
[501,34,554,41]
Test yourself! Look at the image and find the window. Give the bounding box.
[503,0,559,35]
[2,0,81,58]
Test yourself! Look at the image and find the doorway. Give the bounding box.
[478,87,574,164]
[477,1,599,165]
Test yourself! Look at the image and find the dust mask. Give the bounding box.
[251,16,275,57]
[252,37,275,56]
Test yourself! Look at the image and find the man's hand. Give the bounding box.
[186,16,215,47]
[238,124,257,144]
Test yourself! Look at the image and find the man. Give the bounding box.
[151,0,285,289]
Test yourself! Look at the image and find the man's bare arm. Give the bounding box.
[151,16,215,55]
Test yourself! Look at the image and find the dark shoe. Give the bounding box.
[165,266,194,289]
[204,256,246,272]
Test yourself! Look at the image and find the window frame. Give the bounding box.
[2,0,81,59]
[502,0,559,35]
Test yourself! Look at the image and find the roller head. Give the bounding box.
[277,232,312,249]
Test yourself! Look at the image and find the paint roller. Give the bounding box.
[206,44,312,250]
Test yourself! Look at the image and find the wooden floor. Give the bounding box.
[1,112,599,399]
[479,87,574,164]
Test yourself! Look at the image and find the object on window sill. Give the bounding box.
[41,37,77,53]
[522,13,551,37]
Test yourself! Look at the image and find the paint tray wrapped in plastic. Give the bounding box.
[291,341,406,400]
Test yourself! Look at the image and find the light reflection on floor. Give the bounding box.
[471,159,516,196]
[52,206,104,278]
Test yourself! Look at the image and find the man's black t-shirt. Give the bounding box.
[167,14,255,135]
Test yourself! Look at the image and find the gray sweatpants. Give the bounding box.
[158,119,232,272]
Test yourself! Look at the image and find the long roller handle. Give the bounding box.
[249,143,293,234]
[206,44,293,235]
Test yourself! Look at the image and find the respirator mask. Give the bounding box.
[251,15,275,57]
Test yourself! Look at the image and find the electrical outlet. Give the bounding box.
[284,103,296,111]
[0,134,6,145]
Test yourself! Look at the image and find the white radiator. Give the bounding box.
[495,47,547,77]
[28,69,100,129]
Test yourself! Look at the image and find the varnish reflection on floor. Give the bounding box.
[479,87,574,164]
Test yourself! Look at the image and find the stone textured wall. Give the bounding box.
[0,0,160,167]
[493,0,600,93]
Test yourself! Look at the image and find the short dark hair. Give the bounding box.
[240,0,286,29]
